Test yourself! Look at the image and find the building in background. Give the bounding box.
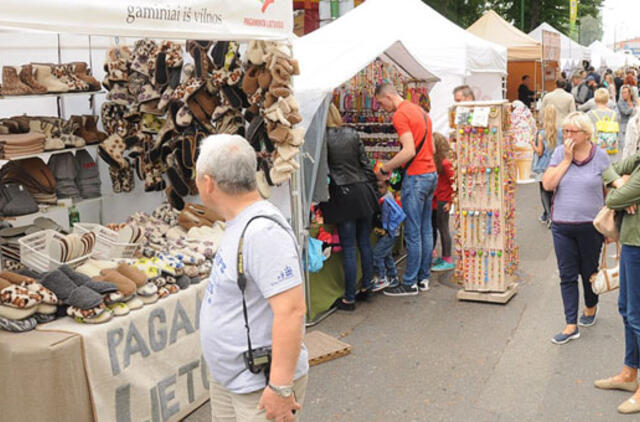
[613,37,640,58]
[294,0,366,35]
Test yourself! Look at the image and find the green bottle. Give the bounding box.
[69,205,80,228]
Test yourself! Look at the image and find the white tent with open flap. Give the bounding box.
[294,0,507,138]
[529,22,591,71]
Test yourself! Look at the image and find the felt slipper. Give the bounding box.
[125,296,144,310]
[115,263,148,287]
[176,275,190,290]
[166,152,190,197]
[66,302,105,319]
[103,291,124,305]
[166,186,185,211]
[210,41,230,69]
[190,276,202,285]
[84,280,119,295]
[267,123,292,144]
[165,284,180,295]
[37,303,57,315]
[0,303,38,320]
[41,269,78,302]
[289,127,305,146]
[99,134,129,169]
[256,170,272,199]
[26,283,59,305]
[0,316,37,332]
[33,217,62,232]
[139,293,159,305]
[221,85,243,109]
[107,302,130,316]
[0,285,41,309]
[0,278,10,290]
[67,285,103,310]
[154,52,168,87]
[158,287,171,299]
[242,65,260,96]
[258,67,273,90]
[95,272,137,297]
[137,283,158,297]
[0,271,37,286]
[246,40,267,65]
[277,143,299,161]
[183,265,199,278]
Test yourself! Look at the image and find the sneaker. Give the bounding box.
[371,276,390,293]
[417,279,430,291]
[383,284,418,296]
[332,297,355,311]
[355,289,372,302]
[431,261,455,272]
[551,329,580,345]
[431,257,444,268]
[578,307,598,327]
[387,277,400,288]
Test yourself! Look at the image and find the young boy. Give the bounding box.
[372,180,406,292]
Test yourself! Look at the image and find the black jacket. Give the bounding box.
[325,127,376,186]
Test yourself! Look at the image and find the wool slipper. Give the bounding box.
[107,302,130,316]
[139,293,159,305]
[165,284,180,295]
[190,276,202,285]
[103,291,124,305]
[277,143,299,161]
[99,134,128,169]
[154,52,168,87]
[242,65,260,96]
[41,270,78,303]
[210,41,230,69]
[166,186,185,211]
[59,264,91,286]
[26,283,59,305]
[257,170,272,199]
[0,285,41,309]
[267,123,291,144]
[0,271,37,286]
[33,313,56,324]
[95,271,137,297]
[289,127,305,146]
[0,303,38,320]
[158,287,171,299]
[0,278,10,290]
[67,302,105,319]
[246,40,268,65]
[166,152,190,196]
[0,315,37,332]
[115,263,148,287]
[81,310,113,324]
[84,280,119,294]
[125,296,144,310]
[258,67,273,90]
[137,283,158,297]
[37,303,57,315]
[176,275,191,290]
[67,285,103,310]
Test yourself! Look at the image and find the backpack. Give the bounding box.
[590,110,619,155]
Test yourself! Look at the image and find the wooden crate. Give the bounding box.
[304,331,351,367]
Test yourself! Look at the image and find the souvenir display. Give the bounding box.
[451,101,519,292]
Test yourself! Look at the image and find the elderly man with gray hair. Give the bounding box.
[196,134,308,422]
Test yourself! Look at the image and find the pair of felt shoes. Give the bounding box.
[0,272,59,321]
[39,265,124,323]
[177,202,222,231]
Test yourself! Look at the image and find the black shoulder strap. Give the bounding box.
[403,111,429,170]
[236,214,300,370]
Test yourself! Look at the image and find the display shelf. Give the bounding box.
[1,196,102,232]
[0,90,105,100]
[0,144,98,167]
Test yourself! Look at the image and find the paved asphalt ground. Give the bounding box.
[186,183,632,421]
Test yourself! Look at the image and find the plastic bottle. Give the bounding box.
[69,205,80,228]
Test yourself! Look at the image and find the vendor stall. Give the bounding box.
[529,22,590,73]
[0,2,302,422]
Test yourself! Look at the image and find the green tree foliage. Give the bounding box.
[422,0,603,42]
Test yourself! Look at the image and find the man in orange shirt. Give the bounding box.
[375,83,438,296]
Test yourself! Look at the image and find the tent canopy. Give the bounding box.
[589,40,640,69]
[0,0,293,41]
[468,10,542,61]
[528,22,590,66]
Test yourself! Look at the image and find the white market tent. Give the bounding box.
[589,40,640,69]
[293,0,507,139]
[529,22,591,71]
[467,10,541,61]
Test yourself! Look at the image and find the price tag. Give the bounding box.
[471,107,490,127]
[455,107,472,125]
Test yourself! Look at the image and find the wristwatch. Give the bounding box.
[268,383,294,398]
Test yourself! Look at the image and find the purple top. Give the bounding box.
[548,144,610,223]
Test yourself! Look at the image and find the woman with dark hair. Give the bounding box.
[320,103,378,311]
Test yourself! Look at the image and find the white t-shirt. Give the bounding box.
[200,200,309,394]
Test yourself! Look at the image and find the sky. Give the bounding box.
[602,0,640,46]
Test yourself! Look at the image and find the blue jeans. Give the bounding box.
[619,245,640,368]
[337,216,374,302]
[373,233,397,279]
[401,172,438,286]
[551,222,602,324]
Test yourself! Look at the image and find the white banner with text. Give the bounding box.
[0,0,292,41]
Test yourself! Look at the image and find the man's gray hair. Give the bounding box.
[196,134,257,194]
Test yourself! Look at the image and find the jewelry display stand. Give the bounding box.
[450,100,519,304]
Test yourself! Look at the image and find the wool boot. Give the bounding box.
[84,115,107,142]
[1,67,33,95]
[71,62,101,91]
[33,64,69,93]
[70,115,97,144]
[18,65,47,94]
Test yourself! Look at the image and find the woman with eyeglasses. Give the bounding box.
[542,111,610,345]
